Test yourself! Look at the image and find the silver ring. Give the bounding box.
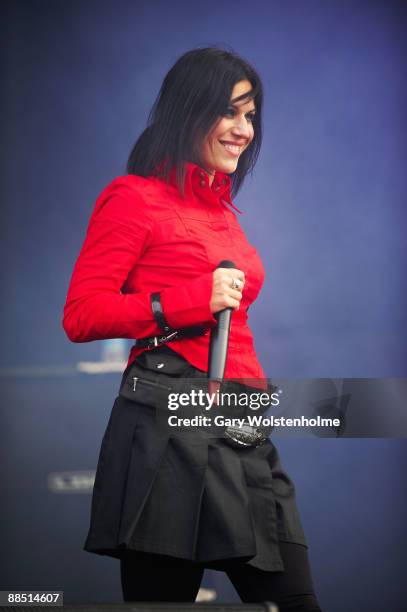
[232,278,242,290]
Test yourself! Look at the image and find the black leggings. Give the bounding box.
[120,542,322,611]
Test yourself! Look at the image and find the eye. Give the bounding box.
[223,107,256,123]
[223,107,236,118]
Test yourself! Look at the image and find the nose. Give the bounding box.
[231,114,252,140]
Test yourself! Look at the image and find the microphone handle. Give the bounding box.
[207,260,236,381]
[208,308,233,380]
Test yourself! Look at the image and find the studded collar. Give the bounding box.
[166,161,243,215]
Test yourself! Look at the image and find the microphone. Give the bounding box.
[207,260,237,381]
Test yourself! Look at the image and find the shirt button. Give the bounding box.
[199,171,206,178]
[222,178,228,185]
[200,179,206,187]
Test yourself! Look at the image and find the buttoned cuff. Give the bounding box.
[160,271,218,329]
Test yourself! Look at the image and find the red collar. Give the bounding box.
[166,162,243,215]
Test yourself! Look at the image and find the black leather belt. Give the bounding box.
[136,291,209,349]
[135,324,208,349]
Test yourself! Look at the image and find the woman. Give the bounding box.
[63,47,322,611]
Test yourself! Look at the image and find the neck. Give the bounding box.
[205,170,215,187]
[188,159,215,186]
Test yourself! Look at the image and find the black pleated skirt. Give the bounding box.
[83,347,308,572]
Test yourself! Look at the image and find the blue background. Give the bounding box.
[1,1,406,610]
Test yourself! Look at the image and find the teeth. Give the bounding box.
[221,142,241,154]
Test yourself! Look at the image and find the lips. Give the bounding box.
[219,141,242,156]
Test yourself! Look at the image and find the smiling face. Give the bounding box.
[197,79,256,184]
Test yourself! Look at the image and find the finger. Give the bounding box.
[223,296,241,310]
[219,268,245,281]
[226,276,245,292]
[227,288,243,301]
[220,281,243,295]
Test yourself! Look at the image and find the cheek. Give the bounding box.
[203,120,227,157]
[211,119,228,142]
[207,137,221,158]
[200,139,213,162]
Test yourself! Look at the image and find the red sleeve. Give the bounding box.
[62,180,217,343]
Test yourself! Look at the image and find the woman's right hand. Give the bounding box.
[209,267,245,314]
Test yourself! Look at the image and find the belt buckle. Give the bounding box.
[223,423,271,448]
[146,330,179,349]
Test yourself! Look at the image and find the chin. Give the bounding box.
[215,160,238,174]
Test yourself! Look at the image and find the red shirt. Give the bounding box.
[62,162,266,379]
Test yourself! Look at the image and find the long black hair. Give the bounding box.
[126,47,263,198]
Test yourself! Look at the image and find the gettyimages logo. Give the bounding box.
[158,378,407,438]
[166,386,281,411]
